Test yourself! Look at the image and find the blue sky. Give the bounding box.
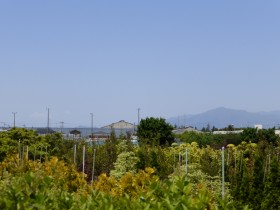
[0,1,280,128]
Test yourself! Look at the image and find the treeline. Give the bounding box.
[177,127,279,148]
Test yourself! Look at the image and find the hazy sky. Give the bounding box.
[1,1,280,128]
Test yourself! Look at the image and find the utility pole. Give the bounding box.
[222,147,225,200]
[137,108,140,125]
[12,112,17,128]
[90,113,93,135]
[47,108,50,134]
[60,121,64,133]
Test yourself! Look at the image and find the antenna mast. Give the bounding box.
[47,108,50,133]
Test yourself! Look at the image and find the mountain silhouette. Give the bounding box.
[168,107,280,129]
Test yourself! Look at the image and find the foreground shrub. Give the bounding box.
[94,167,157,197]
[0,155,86,192]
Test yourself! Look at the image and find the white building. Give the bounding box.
[213,130,243,135]
[254,124,263,130]
[275,130,280,136]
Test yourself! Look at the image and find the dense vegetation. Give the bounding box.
[0,122,279,209]
[137,117,174,146]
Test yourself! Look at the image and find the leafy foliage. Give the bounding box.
[137,117,174,146]
[136,145,174,179]
[178,131,242,148]
[240,127,279,145]
[110,151,139,178]
[0,127,279,209]
[95,167,157,197]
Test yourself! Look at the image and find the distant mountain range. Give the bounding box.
[167,107,280,129]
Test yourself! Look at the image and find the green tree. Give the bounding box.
[110,151,139,179]
[258,128,278,146]
[94,139,118,176]
[0,128,43,161]
[0,137,17,161]
[206,123,211,132]
[241,128,278,145]
[261,157,280,209]
[137,117,174,146]
[240,128,258,143]
[136,146,173,179]
[226,124,234,131]
[44,132,64,157]
[212,126,218,132]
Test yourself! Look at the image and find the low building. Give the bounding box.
[173,126,199,135]
[70,129,81,138]
[255,124,263,130]
[131,135,139,146]
[213,130,243,135]
[0,129,8,132]
[275,130,280,136]
[89,131,110,141]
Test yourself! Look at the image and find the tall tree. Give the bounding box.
[261,157,280,209]
[137,117,174,146]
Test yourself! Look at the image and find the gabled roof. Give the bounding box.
[102,120,135,129]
